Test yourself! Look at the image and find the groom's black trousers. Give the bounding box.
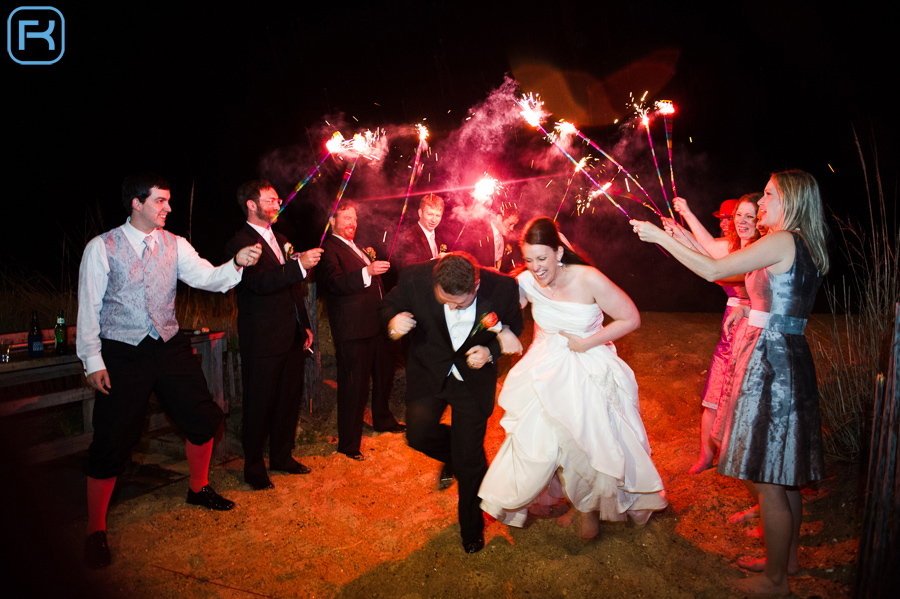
[405,375,490,544]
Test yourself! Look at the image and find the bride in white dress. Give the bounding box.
[479,218,667,538]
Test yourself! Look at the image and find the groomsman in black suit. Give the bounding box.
[395,193,445,271]
[380,253,523,553]
[225,180,322,490]
[462,204,520,272]
[320,202,405,461]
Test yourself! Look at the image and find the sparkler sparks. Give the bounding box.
[260,132,342,240]
[517,93,547,128]
[387,124,431,260]
[656,100,674,116]
[450,174,504,251]
[554,120,577,138]
[473,175,500,204]
[329,129,387,162]
[517,94,629,219]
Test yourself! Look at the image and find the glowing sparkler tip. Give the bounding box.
[555,120,577,136]
[517,92,546,128]
[472,174,500,205]
[325,132,344,154]
[656,100,675,115]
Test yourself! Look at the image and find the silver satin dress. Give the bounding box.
[717,233,825,486]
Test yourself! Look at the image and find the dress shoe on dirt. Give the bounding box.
[462,535,485,554]
[340,451,365,461]
[375,423,407,434]
[438,463,454,491]
[271,459,311,475]
[186,485,235,510]
[85,530,111,569]
[246,476,275,491]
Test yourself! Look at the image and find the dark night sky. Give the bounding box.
[4,1,896,312]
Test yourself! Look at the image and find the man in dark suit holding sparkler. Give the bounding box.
[320,202,405,461]
[226,180,321,490]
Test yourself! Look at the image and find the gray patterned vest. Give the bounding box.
[98,227,179,345]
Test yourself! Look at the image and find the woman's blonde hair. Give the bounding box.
[771,169,830,274]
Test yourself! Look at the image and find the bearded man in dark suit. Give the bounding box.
[380,253,523,553]
[225,180,322,490]
[320,202,405,461]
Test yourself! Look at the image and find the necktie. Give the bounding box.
[265,231,284,264]
[351,242,370,264]
[142,235,154,264]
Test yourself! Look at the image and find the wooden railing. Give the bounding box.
[0,328,228,463]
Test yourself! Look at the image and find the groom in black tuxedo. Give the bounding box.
[225,180,321,490]
[380,253,523,553]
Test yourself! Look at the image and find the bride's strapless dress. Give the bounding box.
[479,271,668,527]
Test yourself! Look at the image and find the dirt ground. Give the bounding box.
[6,312,860,598]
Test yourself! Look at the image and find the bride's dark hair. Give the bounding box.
[520,217,591,266]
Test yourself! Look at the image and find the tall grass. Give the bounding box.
[813,131,900,461]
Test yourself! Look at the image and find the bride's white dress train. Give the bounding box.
[479,271,668,527]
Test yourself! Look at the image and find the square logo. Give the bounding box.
[7,6,64,65]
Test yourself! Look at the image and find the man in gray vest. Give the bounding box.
[76,173,262,569]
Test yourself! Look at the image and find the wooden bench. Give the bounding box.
[0,328,228,464]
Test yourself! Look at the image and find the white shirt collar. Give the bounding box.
[123,218,157,252]
[418,222,435,239]
[247,221,273,238]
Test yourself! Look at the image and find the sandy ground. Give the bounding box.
[4,312,859,598]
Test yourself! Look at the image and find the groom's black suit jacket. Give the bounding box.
[379,260,523,415]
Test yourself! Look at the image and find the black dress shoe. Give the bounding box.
[186,485,235,510]
[84,530,111,569]
[375,423,407,434]
[462,535,485,554]
[246,476,275,490]
[340,451,365,461]
[271,459,311,475]
[438,463,454,491]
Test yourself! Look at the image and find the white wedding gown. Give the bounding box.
[479,271,668,527]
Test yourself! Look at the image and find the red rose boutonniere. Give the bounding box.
[469,312,500,338]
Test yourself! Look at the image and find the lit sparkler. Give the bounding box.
[555,120,663,218]
[518,97,630,218]
[330,129,387,162]
[655,100,677,199]
[554,157,586,222]
[450,174,503,251]
[318,154,360,248]
[316,128,388,247]
[265,132,343,234]
[387,124,429,260]
[637,105,674,219]
[472,175,500,205]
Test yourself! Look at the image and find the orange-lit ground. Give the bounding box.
[44,312,858,598]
